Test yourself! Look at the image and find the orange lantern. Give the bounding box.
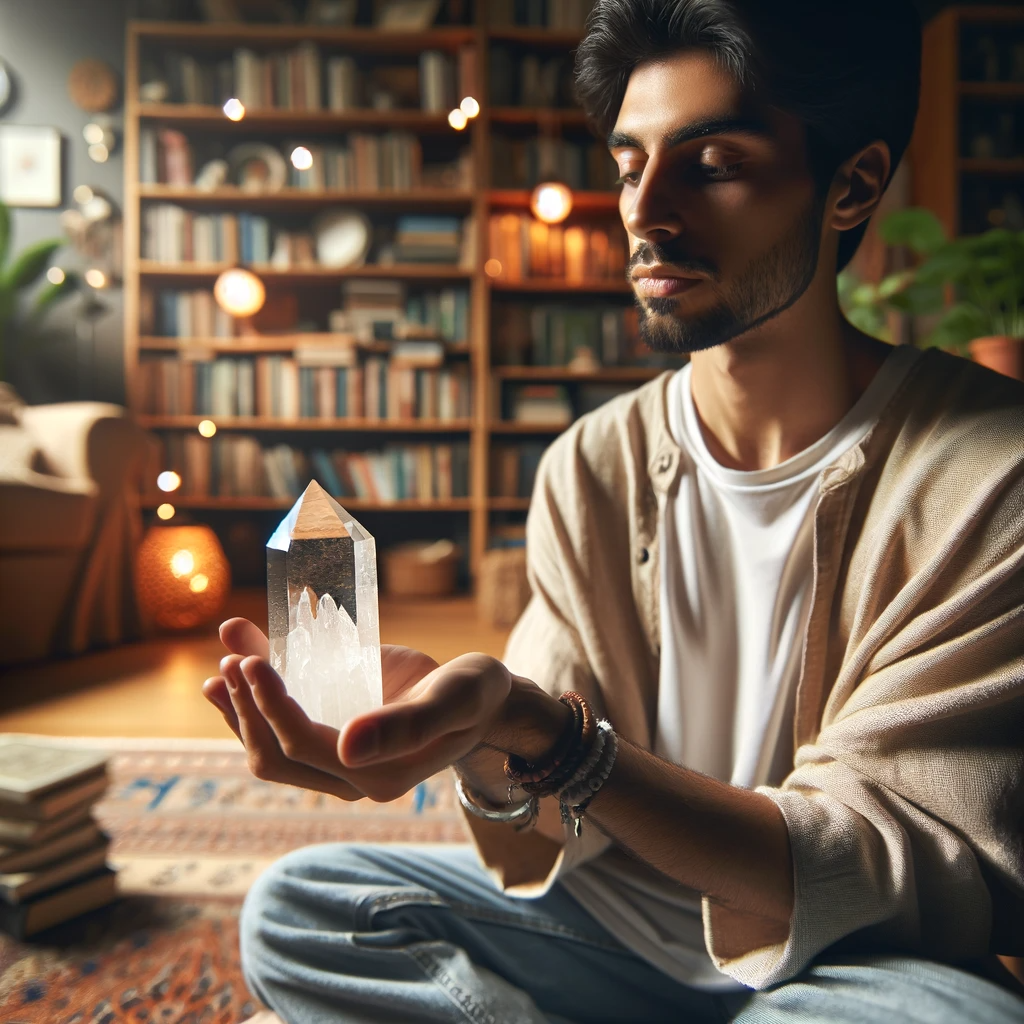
[136,525,231,630]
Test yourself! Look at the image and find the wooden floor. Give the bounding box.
[0,590,511,739]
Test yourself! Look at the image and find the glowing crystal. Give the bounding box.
[266,481,382,729]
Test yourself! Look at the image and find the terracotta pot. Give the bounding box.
[968,336,1024,381]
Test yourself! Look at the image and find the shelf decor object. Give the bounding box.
[267,480,382,729]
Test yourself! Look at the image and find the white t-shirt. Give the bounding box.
[559,343,922,989]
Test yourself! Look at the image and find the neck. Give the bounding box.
[687,274,893,473]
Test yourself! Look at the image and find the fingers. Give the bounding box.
[379,644,440,699]
[339,653,511,768]
[202,676,242,741]
[226,656,363,802]
[219,618,270,660]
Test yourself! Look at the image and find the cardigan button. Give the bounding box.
[654,453,673,473]
[637,547,650,564]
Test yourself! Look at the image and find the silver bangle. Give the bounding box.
[455,774,538,827]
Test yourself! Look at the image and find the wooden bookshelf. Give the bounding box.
[125,9,651,581]
[911,6,1024,236]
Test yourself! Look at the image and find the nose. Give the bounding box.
[623,156,685,246]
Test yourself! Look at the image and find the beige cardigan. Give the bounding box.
[459,348,1024,990]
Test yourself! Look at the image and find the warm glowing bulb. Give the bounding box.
[213,267,266,318]
[85,268,107,288]
[460,96,480,118]
[157,470,182,492]
[156,503,175,520]
[189,573,210,593]
[46,266,66,285]
[73,184,94,204]
[290,146,313,170]
[198,419,217,438]
[223,98,245,121]
[448,108,468,130]
[530,182,573,224]
[484,258,503,278]
[83,123,105,145]
[88,143,109,163]
[170,549,195,577]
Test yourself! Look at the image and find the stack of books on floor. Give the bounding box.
[0,736,115,940]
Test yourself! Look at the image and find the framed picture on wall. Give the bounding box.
[0,125,62,207]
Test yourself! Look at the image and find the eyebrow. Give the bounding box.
[607,116,771,152]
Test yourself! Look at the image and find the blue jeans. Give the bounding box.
[239,843,1024,1024]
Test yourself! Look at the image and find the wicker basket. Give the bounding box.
[477,547,530,628]
[383,541,459,599]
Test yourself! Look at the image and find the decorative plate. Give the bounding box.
[226,143,287,193]
[313,208,372,268]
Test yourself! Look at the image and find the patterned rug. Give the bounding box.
[1,737,471,1023]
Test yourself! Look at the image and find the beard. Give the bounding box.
[632,199,824,355]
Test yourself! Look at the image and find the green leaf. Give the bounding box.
[879,208,947,254]
[1,239,62,292]
[0,200,9,272]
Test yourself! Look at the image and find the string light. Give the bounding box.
[213,268,266,317]
[484,258,503,277]
[290,146,313,170]
[157,470,182,492]
[460,96,480,118]
[448,108,468,130]
[46,266,66,285]
[156,503,175,520]
[198,419,217,438]
[223,98,245,121]
[85,268,108,288]
[530,182,573,224]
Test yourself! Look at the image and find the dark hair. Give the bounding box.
[575,0,922,271]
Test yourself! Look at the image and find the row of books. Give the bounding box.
[140,128,471,193]
[145,284,470,342]
[138,355,472,422]
[489,0,596,27]
[503,382,635,425]
[491,136,619,192]
[0,738,115,940]
[490,442,549,499]
[489,48,574,109]
[493,302,641,367]
[153,45,477,114]
[152,434,471,502]
[142,206,270,265]
[488,214,628,282]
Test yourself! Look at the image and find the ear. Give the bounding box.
[827,141,892,234]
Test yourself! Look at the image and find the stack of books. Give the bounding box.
[393,216,463,264]
[0,737,115,940]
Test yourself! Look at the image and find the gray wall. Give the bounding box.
[0,0,129,404]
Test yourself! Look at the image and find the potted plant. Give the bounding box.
[0,198,77,383]
[877,208,1024,379]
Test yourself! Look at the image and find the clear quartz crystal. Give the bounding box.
[266,481,382,730]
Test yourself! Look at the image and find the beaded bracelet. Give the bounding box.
[559,721,617,837]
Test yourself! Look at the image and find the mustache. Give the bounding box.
[626,243,719,281]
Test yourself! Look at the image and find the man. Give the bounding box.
[204,2,1024,1021]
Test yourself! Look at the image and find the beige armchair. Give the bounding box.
[0,395,149,664]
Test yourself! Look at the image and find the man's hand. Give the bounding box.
[202,617,552,803]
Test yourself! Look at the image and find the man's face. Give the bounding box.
[611,52,825,354]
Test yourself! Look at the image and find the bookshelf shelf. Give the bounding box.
[488,189,620,211]
[138,336,471,354]
[139,185,476,209]
[959,82,1024,98]
[137,103,464,134]
[139,416,474,433]
[494,366,663,383]
[489,422,568,435]
[489,107,589,126]
[134,21,476,51]
[488,497,531,511]
[142,496,474,512]
[486,27,582,46]
[959,158,1024,176]
[139,261,474,281]
[489,278,630,294]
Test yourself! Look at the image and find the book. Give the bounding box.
[0,867,117,940]
[0,821,105,874]
[0,770,107,822]
[0,737,108,805]
[0,838,110,904]
[0,800,95,848]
